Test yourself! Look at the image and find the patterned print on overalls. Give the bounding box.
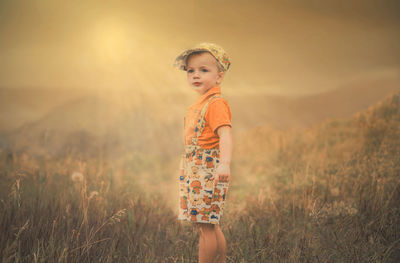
[178,95,229,224]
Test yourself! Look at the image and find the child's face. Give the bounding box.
[186,52,224,95]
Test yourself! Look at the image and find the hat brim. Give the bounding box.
[173,42,231,72]
[173,48,213,71]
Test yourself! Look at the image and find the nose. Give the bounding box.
[193,70,200,78]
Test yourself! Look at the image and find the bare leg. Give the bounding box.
[196,223,218,263]
[215,225,227,263]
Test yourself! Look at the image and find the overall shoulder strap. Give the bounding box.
[191,95,222,146]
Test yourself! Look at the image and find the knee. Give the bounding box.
[195,223,215,236]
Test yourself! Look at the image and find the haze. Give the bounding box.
[0,0,399,96]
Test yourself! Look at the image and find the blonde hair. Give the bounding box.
[185,51,225,73]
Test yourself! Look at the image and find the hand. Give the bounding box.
[215,162,230,183]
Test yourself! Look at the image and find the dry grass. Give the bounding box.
[1,93,399,262]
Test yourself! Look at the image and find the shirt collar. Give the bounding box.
[194,86,221,105]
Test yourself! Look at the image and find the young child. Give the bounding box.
[174,43,233,263]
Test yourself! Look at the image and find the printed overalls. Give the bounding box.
[178,95,229,224]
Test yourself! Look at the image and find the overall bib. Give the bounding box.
[178,95,229,224]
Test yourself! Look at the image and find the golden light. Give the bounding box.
[91,17,133,65]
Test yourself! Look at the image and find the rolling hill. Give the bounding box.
[0,74,398,159]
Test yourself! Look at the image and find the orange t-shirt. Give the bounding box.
[184,86,232,149]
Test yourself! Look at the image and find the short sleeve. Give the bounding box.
[205,98,232,135]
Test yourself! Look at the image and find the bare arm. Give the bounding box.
[179,154,185,176]
[215,125,232,183]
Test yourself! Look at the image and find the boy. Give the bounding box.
[174,43,232,263]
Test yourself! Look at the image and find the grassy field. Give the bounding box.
[1,93,399,262]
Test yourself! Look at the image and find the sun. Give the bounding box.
[91,17,132,64]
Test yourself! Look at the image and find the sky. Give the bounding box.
[0,0,399,95]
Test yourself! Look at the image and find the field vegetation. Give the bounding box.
[1,93,399,262]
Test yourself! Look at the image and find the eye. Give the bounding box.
[187,69,194,73]
[201,68,208,72]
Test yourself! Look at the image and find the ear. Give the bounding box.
[216,71,224,85]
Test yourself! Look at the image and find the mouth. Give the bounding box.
[193,82,201,86]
